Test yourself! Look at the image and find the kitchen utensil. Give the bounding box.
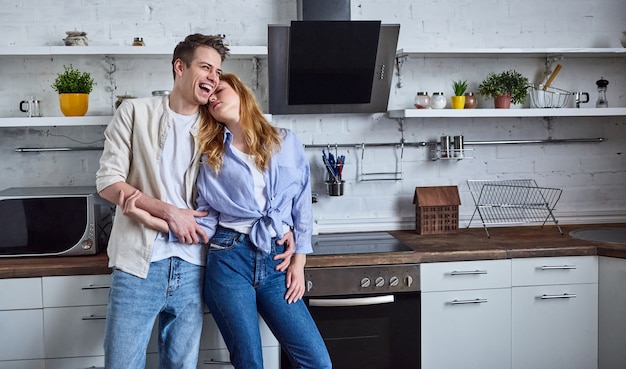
[453,135,464,158]
[543,64,562,90]
[19,97,42,117]
[573,92,590,108]
[440,135,452,158]
[528,84,571,108]
[595,77,609,108]
[325,180,345,196]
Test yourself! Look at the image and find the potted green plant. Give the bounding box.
[478,69,529,108]
[451,80,468,109]
[51,64,95,116]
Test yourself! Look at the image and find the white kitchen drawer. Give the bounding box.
[420,259,511,292]
[0,359,45,369]
[45,356,104,369]
[421,287,512,369]
[42,274,111,307]
[0,310,44,360]
[512,283,598,369]
[0,277,42,310]
[43,305,107,358]
[512,256,598,286]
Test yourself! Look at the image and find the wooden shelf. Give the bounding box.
[396,48,626,58]
[388,108,626,119]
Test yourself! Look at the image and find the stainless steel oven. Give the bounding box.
[281,232,420,369]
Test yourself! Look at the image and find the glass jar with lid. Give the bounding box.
[431,92,446,109]
[414,92,431,109]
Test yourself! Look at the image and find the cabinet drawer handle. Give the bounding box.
[450,270,487,275]
[82,314,107,320]
[450,298,488,305]
[81,284,111,290]
[203,359,232,365]
[540,265,576,270]
[540,293,577,299]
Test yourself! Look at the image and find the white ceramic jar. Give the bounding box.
[431,92,446,109]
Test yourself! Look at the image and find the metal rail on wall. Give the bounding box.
[303,137,606,181]
[14,137,605,153]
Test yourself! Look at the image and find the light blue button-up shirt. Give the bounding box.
[194,127,313,254]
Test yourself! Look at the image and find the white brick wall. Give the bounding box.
[1,0,625,232]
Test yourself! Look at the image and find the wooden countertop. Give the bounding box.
[1,223,625,278]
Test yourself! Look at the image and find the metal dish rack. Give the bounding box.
[467,179,563,237]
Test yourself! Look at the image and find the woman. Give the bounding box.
[195,73,331,369]
[121,73,331,369]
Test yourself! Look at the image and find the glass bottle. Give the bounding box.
[431,92,446,109]
[464,92,477,109]
[414,92,431,109]
[595,77,609,108]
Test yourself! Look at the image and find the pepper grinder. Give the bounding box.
[595,77,609,108]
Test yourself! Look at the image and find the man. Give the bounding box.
[95,33,227,369]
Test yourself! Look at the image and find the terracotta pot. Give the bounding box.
[450,95,465,109]
[59,93,89,116]
[493,94,511,109]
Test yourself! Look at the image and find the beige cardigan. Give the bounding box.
[96,96,201,278]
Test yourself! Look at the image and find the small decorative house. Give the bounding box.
[413,186,461,235]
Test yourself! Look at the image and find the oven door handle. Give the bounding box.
[309,295,395,307]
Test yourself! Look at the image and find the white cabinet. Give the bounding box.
[42,274,111,368]
[0,278,45,367]
[598,256,626,369]
[511,256,598,369]
[420,259,512,369]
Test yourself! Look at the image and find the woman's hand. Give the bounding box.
[284,253,306,304]
[274,230,295,272]
[119,190,169,233]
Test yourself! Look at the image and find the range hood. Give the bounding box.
[268,0,399,115]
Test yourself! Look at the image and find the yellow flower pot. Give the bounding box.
[450,95,466,109]
[59,93,89,116]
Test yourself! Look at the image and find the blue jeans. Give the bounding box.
[204,226,331,369]
[104,257,205,369]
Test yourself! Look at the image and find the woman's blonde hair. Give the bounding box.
[198,73,281,174]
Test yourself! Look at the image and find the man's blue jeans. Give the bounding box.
[204,226,332,369]
[104,257,205,369]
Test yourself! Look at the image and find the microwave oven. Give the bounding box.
[0,186,112,257]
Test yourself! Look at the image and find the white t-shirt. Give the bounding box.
[151,110,205,265]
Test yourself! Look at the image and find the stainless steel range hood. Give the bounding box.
[268,0,399,115]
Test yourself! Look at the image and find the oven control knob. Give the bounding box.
[405,275,414,287]
[389,276,399,287]
[360,278,371,288]
[375,277,385,287]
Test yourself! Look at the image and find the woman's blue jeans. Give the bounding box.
[104,257,205,369]
[203,226,332,369]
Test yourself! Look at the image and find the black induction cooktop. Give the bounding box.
[311,231,413,255]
